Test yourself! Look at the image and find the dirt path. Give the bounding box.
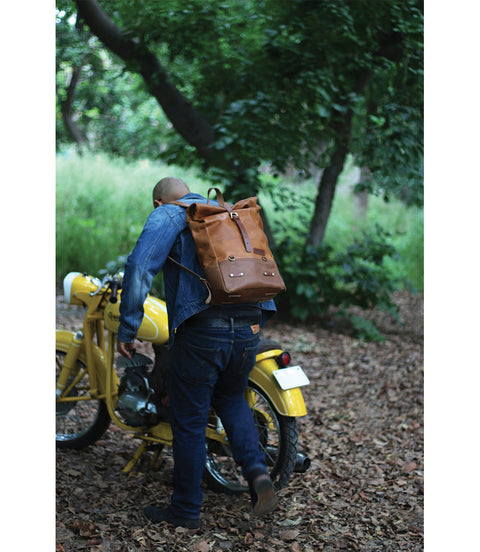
[56,291,423,552]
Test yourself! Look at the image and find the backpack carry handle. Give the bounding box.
[207,187,225,206]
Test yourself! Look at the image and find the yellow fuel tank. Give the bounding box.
[104,294,169,346]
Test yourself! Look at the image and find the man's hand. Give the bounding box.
[117,340,135,359]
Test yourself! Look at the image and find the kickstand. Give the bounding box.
[122,441,147,473]
[122,441,164,473]
[150,444,164,468]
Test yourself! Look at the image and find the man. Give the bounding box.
[117,177,278,530]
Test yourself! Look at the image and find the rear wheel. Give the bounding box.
[56,349,111,449]
[203,382,298,494]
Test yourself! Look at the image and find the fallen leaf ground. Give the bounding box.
[56,291,423,552]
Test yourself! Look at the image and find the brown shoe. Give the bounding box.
[252,474,278,516]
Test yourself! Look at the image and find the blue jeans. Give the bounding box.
[167,322,267,519]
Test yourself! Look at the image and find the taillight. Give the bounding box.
[276,351,291,368]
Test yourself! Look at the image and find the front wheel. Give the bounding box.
[56,349,111,449]
[203,382,298,494]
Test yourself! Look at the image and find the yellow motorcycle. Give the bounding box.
[56,270,310,494]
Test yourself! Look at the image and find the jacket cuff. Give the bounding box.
[117,326,136,343]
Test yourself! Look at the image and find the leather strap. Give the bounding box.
[206,189,252,252]
[167,255,212,304]
[164,191,251,294]
[231,211,251,253]
[171,191,252,253]
[221,203,252,253]
[168,200,189,208]
[207,187,225,206]
[163,200,212,302]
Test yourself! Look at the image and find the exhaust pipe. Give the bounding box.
[294,452,311,473]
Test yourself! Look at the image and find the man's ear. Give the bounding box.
[153,199,163,208]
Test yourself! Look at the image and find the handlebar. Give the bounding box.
[109,278,121,303]
[89,272,123,301]
[89,275,110,297]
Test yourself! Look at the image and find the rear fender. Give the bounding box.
[55,330,119,395]
[249,356,307,417]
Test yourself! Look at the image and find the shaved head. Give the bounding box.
[152,177,190,206]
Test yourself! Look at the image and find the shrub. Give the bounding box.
[56,153,421,339]
[274,225,400,340]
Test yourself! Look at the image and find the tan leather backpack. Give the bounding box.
[168,187,285,305]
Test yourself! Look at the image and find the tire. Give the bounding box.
[203,382,298,495]
[56,349,111,449]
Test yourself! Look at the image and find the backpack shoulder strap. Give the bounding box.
[167,255,212,304]
[163,199,212,303]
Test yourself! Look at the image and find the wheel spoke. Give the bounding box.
[63,367,88,397]
[56,349,110,446]
[204,384,285,494]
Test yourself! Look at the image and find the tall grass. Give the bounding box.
[56,152,423,290]
[325,192,424,290]
[259,164,424,291]
[56,152,208,277]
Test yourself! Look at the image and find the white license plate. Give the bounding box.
[272,366,310,390]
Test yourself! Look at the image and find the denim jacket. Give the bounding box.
[118,193,276,348]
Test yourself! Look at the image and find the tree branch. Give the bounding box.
[74,0,215,161]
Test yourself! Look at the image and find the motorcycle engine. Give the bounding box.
[116,357,164,427]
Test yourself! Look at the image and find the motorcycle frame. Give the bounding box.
[56,284,307,471]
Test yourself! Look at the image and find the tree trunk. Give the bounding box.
[73,0,287,249]
[307,140,349,247]
[307,69,371,248]
[58,63,87,150]
[353,166,371,219]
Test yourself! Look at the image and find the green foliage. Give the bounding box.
[275,242,337,320]
[57,153,149,276]
[352,104,424,206]
[333,226,399,314]
[56,153,422,339]
[55,152,209,278]
[275,226,399,329]
[258,165,421,338]
[56,7,173,159]
[347,316,386,342]
[315,164,424,290]
[258,173,316,242]
[56,0,423,209]
[383,207,424,290]
[258,162,423,293]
